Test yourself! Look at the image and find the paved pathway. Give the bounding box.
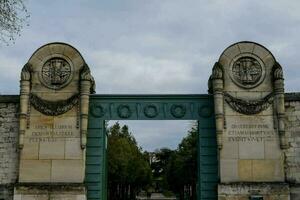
[137,193,177,200]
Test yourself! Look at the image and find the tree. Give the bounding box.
[165,123,198,200]
[107,122,152,200]
[0,0,30,45]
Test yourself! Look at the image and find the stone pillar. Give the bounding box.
[209,41,289,200]
[210,62,224,150]
[14,43,95,200]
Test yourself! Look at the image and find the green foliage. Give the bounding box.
[165,122,198,199]
[107,122,152,200]
[107,121,198,199]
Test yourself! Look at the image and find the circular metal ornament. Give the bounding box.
[198,105,213,118]
[117,105,132,119]
[39,57,73,90]
[90,103,105,118]
[171,104,186,118]
[144,104,158,118]
[229,54,265,89]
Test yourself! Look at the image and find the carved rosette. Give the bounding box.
[229,54,266,89]
[39,57,73,90]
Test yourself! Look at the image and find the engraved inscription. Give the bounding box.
[28,124,75,143]
[227,123,275,142]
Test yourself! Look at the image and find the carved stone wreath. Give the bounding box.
[30,93,79,116]
[230,56,265,89]
[224,92,274,115]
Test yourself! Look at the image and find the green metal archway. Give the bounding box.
[86,94,218,200]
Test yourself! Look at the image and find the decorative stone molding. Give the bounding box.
[29,93,79,116]
[224,92,274,115]
[210,62,224,149]
[19,63,32,148]
[272,62,288,149]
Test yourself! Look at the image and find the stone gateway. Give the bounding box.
[0,41,299,200]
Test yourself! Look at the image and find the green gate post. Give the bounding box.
[86,95,218,200]
[86,119,107,200]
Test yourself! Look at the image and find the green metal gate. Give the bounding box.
[86,94,218,200]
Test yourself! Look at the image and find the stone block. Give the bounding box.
[34,44,51,61]
[253,44,270,60]
[219,54,230,69]
[39,139,65,159]
[49,43,65,55]
[223,44,240,60]
[51,160,84,182]
[220,159,238,182]
[265,140,282,159]
[29,115,54,130]
[65,138,83,159]
[252,159,284,181]
[53,117,79,138]
[21,138,39,159]
[22,195,48,200]
[19,160,51,182]
[63,45,82,64]
[239,140,264,159]
[13,194,22,200]
[238,159,252,181]
[237,42,255,53]
[220,139,238,159]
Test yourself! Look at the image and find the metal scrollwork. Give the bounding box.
[90,103,105,118]
[30,93,79,116]
[144,104,158,118]
[117,104,132,118]
[224,92,274,115]
[171,104,186,118]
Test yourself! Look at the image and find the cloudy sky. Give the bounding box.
[1,0,300,151]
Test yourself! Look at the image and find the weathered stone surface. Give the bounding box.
[0,102,19,200]
[216,42,284,183]
[285,100,300,183]
[13,185,86,200]
[218,183,290,200]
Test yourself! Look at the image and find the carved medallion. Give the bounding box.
[40,58,73,89]
[198,105,213,118]
[90,103,105,118]
[171,104,186,118]
[144,104,158,118]
[118,105,132,118]
[230,56,265,88]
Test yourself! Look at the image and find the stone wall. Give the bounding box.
[284,93,300,199]
[0,96,19,200]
